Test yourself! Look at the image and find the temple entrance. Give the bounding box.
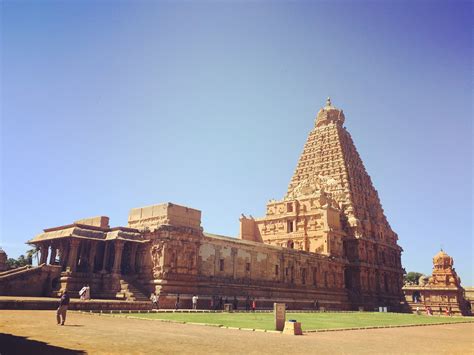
[412,291,421,303]
[344,268,352,289]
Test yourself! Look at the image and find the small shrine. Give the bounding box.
[403,250,471,315]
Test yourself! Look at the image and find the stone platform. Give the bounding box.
[0,296,151,311]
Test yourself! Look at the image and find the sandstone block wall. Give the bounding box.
[128,203,201,231]
[74,216,110,229]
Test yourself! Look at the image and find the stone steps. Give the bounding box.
[117,279,149,302]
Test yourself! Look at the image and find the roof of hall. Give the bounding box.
[28,223,143,244]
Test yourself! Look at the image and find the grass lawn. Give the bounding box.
[115,312,472,331]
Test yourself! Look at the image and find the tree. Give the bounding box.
[6,254,32,269]
[404,271,424,285]
[26,247,39,265]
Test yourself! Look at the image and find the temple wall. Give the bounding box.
[146,225,350,310]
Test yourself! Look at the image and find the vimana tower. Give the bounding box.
[241,98,404,309]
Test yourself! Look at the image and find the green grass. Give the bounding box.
[115,312,472,331]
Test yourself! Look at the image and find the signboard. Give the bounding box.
[274,303,286,331]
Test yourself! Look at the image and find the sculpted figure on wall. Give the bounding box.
[151,242,164,278]
[286,175,337,201]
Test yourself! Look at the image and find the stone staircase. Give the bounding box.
[403,299,465,316]
[0,264,62,297]
[116,277,149,302]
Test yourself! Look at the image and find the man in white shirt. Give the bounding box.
[192,295,198,310]
[79,285,87,300]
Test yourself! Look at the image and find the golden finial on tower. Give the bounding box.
[326,97,332,107]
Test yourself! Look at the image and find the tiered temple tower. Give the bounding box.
[241,98,404,309]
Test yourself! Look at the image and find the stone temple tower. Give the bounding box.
[241,98,404,308]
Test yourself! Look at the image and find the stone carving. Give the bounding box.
[286,175,338,200]
[418,275,429,286]
[151,242,164,278]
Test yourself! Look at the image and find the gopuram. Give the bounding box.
[403,250,471,315]
[1,99,405,311]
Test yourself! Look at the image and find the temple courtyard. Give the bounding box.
[1,310,473,354]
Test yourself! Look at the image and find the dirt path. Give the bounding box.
[1,310,473,354]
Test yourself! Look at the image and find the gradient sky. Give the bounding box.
[1,1,472,284]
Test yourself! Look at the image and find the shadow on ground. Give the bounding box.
[0,333,85,355]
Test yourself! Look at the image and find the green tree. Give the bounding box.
[6,254,32,269]
[26,247,39,265]
[404,271,424,285]
[6,258,19,269]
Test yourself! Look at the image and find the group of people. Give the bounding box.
[149,293,261,311]
[149,294,321,311]
[416,305,453,316]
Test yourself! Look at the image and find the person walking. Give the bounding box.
[192,295,198,310]
[150,293,158,309]
[175,294,180,310]
[252,299,256,312]
[57,290,70,325]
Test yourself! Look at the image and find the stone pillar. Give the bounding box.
[39,244,49,265]
[129,243,138,273]
[59,241,69,269]
[135,247,145,272]
[49,244,57,265]
[112,241,124,274]
[101,242,110,272]
[67,239,80,272]
[88,241,98,273]
[77,241,87,271]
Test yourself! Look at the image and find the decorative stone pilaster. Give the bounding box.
[231,248,238,279]
[67,239,80,272]
[112,241,125,274]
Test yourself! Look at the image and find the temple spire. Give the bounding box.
[326,97,332,107]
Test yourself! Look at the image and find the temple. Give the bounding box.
[403,250,471,315]
[1,99,406,310]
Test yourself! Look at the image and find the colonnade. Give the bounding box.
[35,238,146,275]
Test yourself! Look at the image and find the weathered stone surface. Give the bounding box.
[128,203,201,231]
[75,216,110,229]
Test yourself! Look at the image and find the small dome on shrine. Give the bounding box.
[315,97,345,127]
[433,249,453,268]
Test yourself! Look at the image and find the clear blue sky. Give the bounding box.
[1,1,472,284]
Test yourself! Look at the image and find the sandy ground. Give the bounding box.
[0,310,473,354]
